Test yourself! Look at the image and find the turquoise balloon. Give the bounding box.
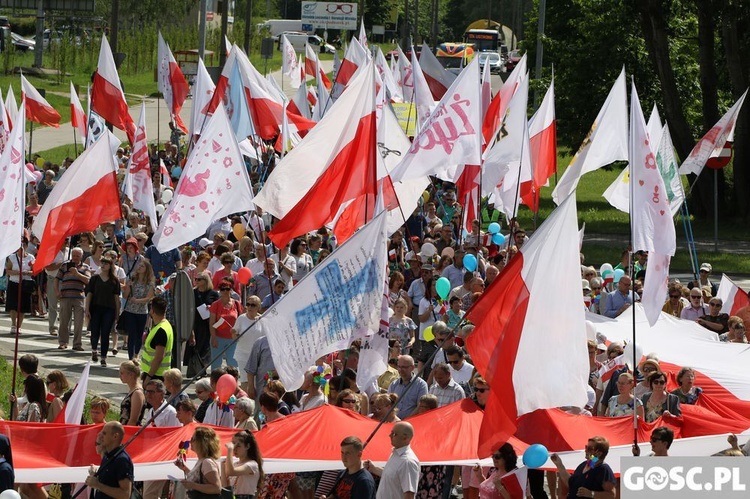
[491,233,505,246]
[522,444,549,468]
[436,277,451,300]
[488,222,501,235]
[463,254,478,272]
[614,268,625,283]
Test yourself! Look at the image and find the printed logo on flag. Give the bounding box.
[621,457,749,498]
[295,258,380,338]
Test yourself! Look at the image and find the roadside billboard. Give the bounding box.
[301,2,358,30]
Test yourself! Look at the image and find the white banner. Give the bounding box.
[262,211,389,391]
[301,1,358,30]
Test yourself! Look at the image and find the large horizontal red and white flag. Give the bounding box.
[389,57,482,183]
[189,57,216,138]
[91,35,136,143]
[32,130,122,272]
[255,61,378,248]
[552,68,628,204]
[419,42,457,100]
[153,103,255,252]
[465,194,588,456]
[717,274,750,316]
[21,74,61,127]
[521,78,556,213]
[69,81,86,144]
[5,85,17,131]
[0,102,26,264]
[157,32,190,133]
[122,103,158,231]
[631,81,675,326]
[679,90,747,177]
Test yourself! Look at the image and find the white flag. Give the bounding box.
[189,58,216,137]
[63,362,91,424]
[357,279,390,396]
[262,211,389,390]
[123,103,158,231]
[0,102,26,264]
[153,104,255,252]
[630,82,675,326]
[552,68,628,204]
[389,57,482,182]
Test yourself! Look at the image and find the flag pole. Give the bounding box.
[27,120,33,163]
[72,124,79,157]
[628,79,639,451]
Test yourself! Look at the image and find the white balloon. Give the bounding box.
[623,341,644,369]
[421,242,437,258]
[0,490,22,499]
[155,204,166,216]
[161,188,174,203]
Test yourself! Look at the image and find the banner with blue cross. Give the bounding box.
[264,211,389,390]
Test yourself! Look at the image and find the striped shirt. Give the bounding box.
[57,261,91,299]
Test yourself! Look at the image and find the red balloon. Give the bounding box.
[216,374,237,402]
[237,267,253,285]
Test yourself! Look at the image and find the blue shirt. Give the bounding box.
[388,374,428,419]
[145,246,181,281]
[604,290,638,318]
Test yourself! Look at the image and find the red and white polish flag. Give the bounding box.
[157,32,190,133]
[70,81,86,144]
[521,78,556,213]
[717,274,750,316]
[499,466,528,499]
[281,35,302,89]
[336,36,369,89]
[21,74,61,127]
[5,85,17,131]
[91,35,136,143]
[255,60,379,249]
[419,42,457,100]
[465,194,589,457]
[305,44,332,90]
[32,130,123,273]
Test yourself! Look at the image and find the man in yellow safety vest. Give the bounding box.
[140,296,173,383]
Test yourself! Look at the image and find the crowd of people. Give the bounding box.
[3,145,750,499]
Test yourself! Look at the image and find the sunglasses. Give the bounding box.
[474,387,489,393]
[342,399,357,404]
[690,295,702,299]
[670,294,681,299]
[448,360,461,365]
[220,287,232,291]
[710,303,722,307]
[248,303,260,308]
[652,379,666,385]
[650,437,662,443]
[492,453,504,460]
[145,389,157,394]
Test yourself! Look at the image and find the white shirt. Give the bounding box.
[376,445,420,499]
[45,249,67,277]
[203,401,235,428]
[450,361,475,386]
[269,253,296,291]
[145,401,180,427]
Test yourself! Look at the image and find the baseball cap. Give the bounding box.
[700,262,712,273]
[198,238,212,249]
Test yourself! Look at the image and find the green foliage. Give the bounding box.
[8,16,36,36]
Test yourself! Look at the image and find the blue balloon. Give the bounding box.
[463,254,477,272]
[491,233,505,246]
[522,444,549,468]
[488,222,501,235]
[614,268,625,283]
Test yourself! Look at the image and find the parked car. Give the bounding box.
[505,49,522,72]
[279,31,335,54]
[43,29,63,50]
[477,51,503,74]
[11,32,35,51]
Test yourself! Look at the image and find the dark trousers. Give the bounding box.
[90,305,116,358]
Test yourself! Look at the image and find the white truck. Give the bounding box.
[261,19,313,40]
